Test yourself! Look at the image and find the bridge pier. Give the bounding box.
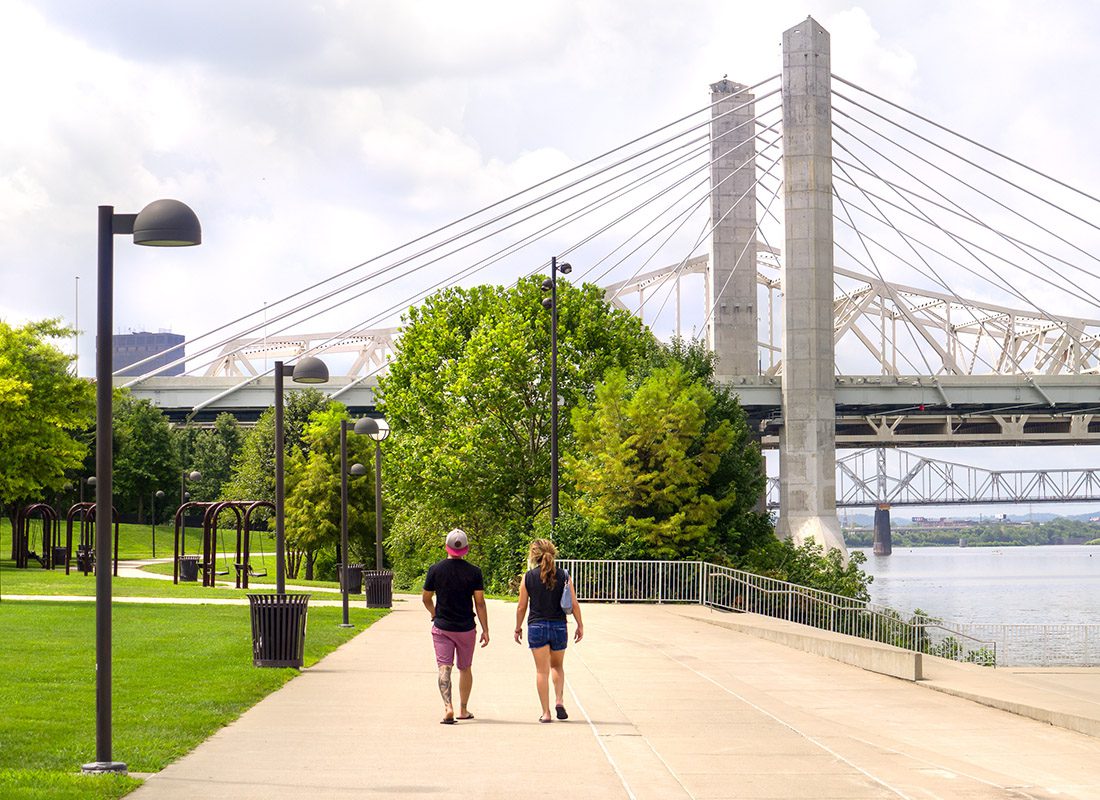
[776,18,847,558]
[872,504,892,556]
[707,78,758,380]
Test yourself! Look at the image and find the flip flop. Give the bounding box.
[555,705,569,720]
[440,716,456,725]
[539,716,553,723]
[457,712,474,720]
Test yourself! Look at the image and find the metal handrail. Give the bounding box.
[556,558,1100,667]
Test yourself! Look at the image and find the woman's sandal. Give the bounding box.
[555,704,569,720]
[539,716,553,723]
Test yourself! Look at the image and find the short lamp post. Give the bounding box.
[151,490,165,557]
[180,470,201,508]
[353,417,390,570]
[274,357,329,594]
[540,257,570,537]
[86,199,201,776]
[339,416,373,627]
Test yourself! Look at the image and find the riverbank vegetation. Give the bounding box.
[844,517,1100,548]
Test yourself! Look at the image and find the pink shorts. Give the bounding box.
[431,626,476,670]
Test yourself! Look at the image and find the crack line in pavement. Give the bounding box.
[568,633,700,799]
[840,732,1046,800]
[611,627,914,800]
[566,676,640,800]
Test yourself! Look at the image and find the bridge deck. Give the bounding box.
[128,596,1100,799]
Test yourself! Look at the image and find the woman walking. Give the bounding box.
[514,538,584,722]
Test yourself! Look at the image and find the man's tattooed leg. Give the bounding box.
[438,665,454,719]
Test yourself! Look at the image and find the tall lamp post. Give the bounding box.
[540,257,571,537]
[151,490,165,557]
[274,357,329,594]
[86,199,200,776]
[339,417,372,627]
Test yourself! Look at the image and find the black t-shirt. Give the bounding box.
[424,558,485,632]
[525,567,567,624]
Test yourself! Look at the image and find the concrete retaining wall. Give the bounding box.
[690,610,923,681]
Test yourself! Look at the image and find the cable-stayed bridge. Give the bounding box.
[121,18,1100,554]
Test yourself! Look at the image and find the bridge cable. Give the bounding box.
[121,79,780,382]
[830,164,1100,308]
[694,151,786,337]
[609,123,786,332]
[829,134,1075,374]
[182,113,771,381]
[134,96,781,385]
[597,116,784,300]
[832,75,1100,211]
[831,133,1079,380]
[183,112,780,414]
[831,105,1100,295]
[188,106,781,379]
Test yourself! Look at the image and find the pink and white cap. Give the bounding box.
[445,528,469,557]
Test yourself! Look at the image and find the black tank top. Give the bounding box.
[525,567,567,623]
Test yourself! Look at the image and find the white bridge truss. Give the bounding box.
[205,328,398,379]
[765,447,1100,508]
[204,251,1100,383]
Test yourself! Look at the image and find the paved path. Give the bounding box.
[126,595,1100,800]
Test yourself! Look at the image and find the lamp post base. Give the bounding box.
[339,623,355,629]
[82,761,128,775]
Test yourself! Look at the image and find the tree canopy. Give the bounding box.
[0,319,93,509]
[379,277,658,588]
[113,394,177,520]
[566,365,735,559]
[285,405,375,575]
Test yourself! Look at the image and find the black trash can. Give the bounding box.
[76,546,94,574]
[247,593,311,668]
[52,546,69,570]
[364,569,394,609]
[179,555,200,582]
[339,563,364,594]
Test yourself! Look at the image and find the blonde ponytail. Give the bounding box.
[529,538,558,590]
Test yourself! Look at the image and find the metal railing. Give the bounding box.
[558,559,1098,667]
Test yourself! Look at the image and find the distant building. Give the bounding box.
[112,331,185,376]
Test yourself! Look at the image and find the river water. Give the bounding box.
[853,545,1100,625]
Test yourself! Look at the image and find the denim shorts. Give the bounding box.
[528,619,568,651]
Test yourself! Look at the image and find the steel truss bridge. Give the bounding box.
[766,448,1100,509]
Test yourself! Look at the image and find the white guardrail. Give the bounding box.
[558,559,1100,668]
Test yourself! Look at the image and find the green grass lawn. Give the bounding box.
[3,516,279,562]
[0,600,386,800]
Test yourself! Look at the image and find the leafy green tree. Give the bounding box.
[0,319,93,521]
[378,278,657,589]
[223,411,276,503]
[650,338,773,561]
[222,388,330,505]
[113,394,176,521]
[741,538,872,601]
[285,405,374,578]
[212,412,243,470]
[566,365,735,559]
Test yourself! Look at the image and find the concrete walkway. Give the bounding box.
[124,595,1100,799]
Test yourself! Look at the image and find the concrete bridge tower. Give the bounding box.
[707,79,758,380]
[777,18,847,555]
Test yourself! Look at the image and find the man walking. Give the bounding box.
[422,528,489,724]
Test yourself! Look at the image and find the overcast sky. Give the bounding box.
[4,0,1100,514]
